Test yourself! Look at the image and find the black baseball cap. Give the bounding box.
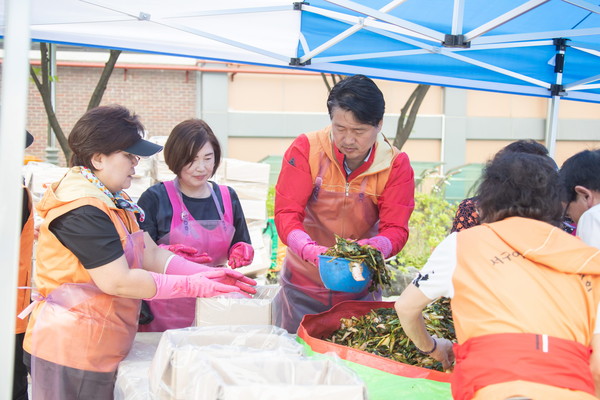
[123,137,163,157]
[25,130,34,148]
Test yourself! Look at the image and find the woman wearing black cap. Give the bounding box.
[21,105,256,400]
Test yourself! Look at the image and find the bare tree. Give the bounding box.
[320,73,345,92]
[393,84,429,150]
[30,43,121,162]
[320,73,429,151]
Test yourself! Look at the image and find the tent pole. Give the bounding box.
[544,38,567,159]
[0,0,31,399]
[545,95,560,158]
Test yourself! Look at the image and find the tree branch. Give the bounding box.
[394,84,430,150]
[88,49,121,110]
[32,44,71,161]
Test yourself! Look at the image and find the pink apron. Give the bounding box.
[25,215,143,399]
[274,156,382,333]
[140,179,235,332]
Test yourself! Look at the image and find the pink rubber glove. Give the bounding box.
[200,269,258,297]
[357,236,393,258]
[145,271,244,300]
[228,242,254,269]
[158,243,213,264]
[165,255,212,275]
[287,229,328,266]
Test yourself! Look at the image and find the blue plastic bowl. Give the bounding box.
[318,255,373,293]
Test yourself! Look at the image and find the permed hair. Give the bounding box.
[477,152,563,225]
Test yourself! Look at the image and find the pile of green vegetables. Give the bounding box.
[325,298,455,372]
[323,235,391,293]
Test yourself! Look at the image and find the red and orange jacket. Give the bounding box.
[275,126,415,255]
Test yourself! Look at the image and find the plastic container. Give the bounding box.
[318,255,373,293]
[298,300,452,383]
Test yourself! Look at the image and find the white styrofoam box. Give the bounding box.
[23,161,68,200]
[148,136,169,163]
[134,156,155,178]
[234,220,270,277]
[126,176,154,202]
[153,348,365,400]
[219,158,270,184]
[240,198,267,221]
[149,325,304,400]
[195,285,280,327]
[215,356,366,400]
[114,332,162,400]
[219,179,269,201]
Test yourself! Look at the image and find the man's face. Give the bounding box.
[330,107,381,167]
[565,190,590,224]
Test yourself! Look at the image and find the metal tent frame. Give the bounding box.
[2,1,600,397]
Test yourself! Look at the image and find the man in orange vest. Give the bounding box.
[396,152,600,399]
[273,75,415,332]
[13,131,35,400]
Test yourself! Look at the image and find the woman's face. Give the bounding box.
[92,151,139,193]
[178,142,215,191]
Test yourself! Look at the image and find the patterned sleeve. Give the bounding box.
[451,197,480,233]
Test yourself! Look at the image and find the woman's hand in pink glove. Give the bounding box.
[228,242,254,269]
[145,271,246,300]
[158,243,213,264]
[200,269,257,297]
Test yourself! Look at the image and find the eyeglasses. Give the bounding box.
[121,151,143,162]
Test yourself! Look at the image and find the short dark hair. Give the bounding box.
[559,149,600,203]
[326,74,384,127]
[69,105,145,169]
[497,140,549,157]
[478,152,562,225]
[164,119,221,177]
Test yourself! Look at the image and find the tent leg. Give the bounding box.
[0,1,31,399]
[544,95,560,159]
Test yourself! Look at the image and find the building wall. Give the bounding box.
[22,64,197,165]
[12,52,600,170]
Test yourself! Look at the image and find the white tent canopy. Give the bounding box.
[2,1,600,396]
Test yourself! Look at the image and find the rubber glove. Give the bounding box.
[158,243,213,264]
[426,336,455,371]
[357,236,393,258]
[201,269,258,297]
[145,271,244,300]
[228,242,254,269]
[287,229,328,266]
[164,254,212,275]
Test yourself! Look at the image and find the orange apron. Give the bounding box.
[274,156,381,333]
[25,213,143,398]
[452,332,595,400]
[16,186,34,334]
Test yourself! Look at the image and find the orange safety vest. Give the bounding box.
[24,168,141,372]
[16,186,34,334]
[451,217,600,399]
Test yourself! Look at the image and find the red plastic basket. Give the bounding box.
[297,300,452,383]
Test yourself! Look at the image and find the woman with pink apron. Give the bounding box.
[138,119,254,332]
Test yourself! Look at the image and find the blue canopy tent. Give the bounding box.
[1,0,599,396]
